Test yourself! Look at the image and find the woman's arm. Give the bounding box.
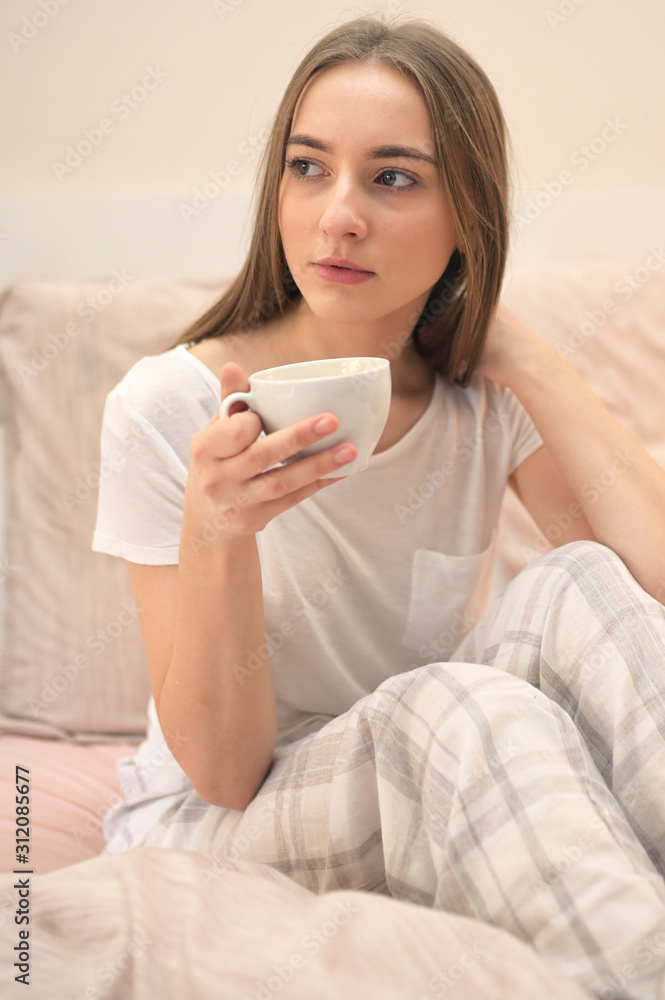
[134,362,354,811]
[127,536,275,813]
[477,303,665,602]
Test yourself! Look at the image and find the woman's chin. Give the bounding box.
[296,291,392,329]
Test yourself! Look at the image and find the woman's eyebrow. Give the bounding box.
[285,133,438,166]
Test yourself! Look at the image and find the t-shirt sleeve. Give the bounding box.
[497,385,544,476]
[91,390,188,565]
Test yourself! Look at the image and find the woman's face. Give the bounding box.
[278,60,459,332]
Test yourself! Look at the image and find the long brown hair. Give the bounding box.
[172,15,512,387]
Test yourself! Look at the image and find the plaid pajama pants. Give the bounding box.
[105,541,665,998]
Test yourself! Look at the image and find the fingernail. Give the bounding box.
[314,416,335,434]
[333,445,354,465]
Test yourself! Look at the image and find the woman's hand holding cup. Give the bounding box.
[183,361,359,546]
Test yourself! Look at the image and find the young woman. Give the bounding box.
[93,15,665,997]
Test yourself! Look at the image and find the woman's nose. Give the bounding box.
[318,178,368,240]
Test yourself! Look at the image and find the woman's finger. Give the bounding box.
[219,361,252,417]
[241,413,343,478]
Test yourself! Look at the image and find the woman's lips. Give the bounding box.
[312,262,375,285]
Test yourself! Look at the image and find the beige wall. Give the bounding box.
[1,0,663,196]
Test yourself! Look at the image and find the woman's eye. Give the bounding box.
[285,157,323,179]
[377,169,415,190]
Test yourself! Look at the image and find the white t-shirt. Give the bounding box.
[93,343,543,755]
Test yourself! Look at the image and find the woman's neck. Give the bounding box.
[260,297,435,396]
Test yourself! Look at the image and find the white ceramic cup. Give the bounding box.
[218,357,391,477]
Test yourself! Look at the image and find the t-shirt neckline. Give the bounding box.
[367,374,442,467]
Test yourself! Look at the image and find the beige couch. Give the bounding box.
[0,256,663,998]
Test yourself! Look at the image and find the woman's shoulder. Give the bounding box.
[106,343,221,430]
[185,335,234,375]
[438,372,534,446]
[449,370,521,414]
[186,323,295,377]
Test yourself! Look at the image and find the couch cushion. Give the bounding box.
[0,276,228,740]
[0,735,140,874]
[495,252,665,587]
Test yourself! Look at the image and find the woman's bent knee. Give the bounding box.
[368,661,551,727]
[532,539,622,573]
[524,539,651,603]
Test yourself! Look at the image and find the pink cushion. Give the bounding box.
[497,253,665,583]
[0,736,139,874]
[0,276,228,741]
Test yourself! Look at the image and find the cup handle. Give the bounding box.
[219,390,256,419]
